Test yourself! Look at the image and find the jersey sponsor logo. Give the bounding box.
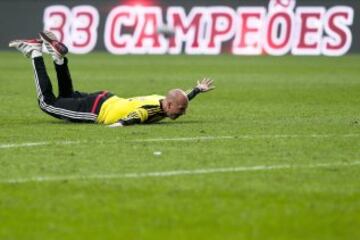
[43,0,354,56]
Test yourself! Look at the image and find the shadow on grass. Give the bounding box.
[146,120,202,125]
[2,119,203,127]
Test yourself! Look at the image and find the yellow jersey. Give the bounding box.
[97,95,166,125]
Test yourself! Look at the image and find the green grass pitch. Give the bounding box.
[0,52,359,240]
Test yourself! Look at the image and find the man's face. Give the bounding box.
[163,89,189,120]
[166,102,187,119]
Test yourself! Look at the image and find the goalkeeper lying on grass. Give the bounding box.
[9,31,215,127]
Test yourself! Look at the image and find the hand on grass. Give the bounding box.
[108,122,124,128]
[197,78,215,92]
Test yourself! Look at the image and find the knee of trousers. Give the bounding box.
[37,98,55,113]
[39,107,63,120]
[37,101,62,119]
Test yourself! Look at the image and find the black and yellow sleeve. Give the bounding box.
[119,108,149,126]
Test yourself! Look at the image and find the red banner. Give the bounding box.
[43,0,354,56]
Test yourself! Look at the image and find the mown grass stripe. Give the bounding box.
[1,161,359,184]
[0,134,359,149]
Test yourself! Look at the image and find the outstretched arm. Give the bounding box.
[187,78,215,101]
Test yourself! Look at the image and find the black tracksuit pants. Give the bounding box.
[31,57,112,122]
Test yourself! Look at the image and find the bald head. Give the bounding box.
[166,89,189,105]
[162,89,189,119]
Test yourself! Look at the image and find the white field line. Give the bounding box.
[0,140,80,149]
[0,134,359,150]
[1,161,359,184]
